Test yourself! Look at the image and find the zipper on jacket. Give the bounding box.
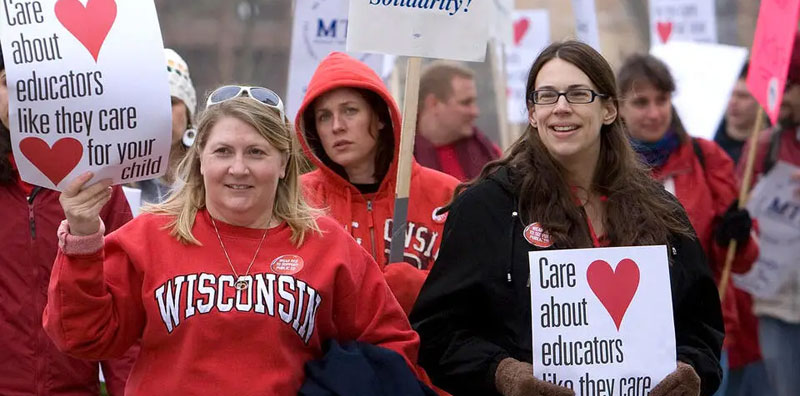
[366,200,377,259]
[27,187,42,239]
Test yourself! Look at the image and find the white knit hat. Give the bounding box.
[165,48,197,120]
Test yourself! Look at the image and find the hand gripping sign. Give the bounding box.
[530,246,676,395]
[1,0,171,191]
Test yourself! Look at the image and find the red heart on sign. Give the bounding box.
[586,258,640,330]
[656,21,673,44]
[19,137,83,186]
[513,18,530,46]
[55,0,117,61]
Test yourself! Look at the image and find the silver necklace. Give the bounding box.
[210,216,269,291]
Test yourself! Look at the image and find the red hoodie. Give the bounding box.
[43,211,430,395]
[295,52,459,314]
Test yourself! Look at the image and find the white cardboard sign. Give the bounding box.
[346,0,490,62]
[530,246,676,395]
[571,0,601,52]
[651,41,748,140]
[504,9,549,124]
[287,0,385,120]
[649,0,717,47]
[489,0,513,46]
[735,162,800,298]
[0,0,171,191]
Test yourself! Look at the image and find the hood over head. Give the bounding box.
[295,52,400,189]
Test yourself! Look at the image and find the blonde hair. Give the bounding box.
[145,96,321,246]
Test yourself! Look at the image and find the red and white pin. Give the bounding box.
[523,222,552,248]
[270,254,304,275]
[432,206,448,224]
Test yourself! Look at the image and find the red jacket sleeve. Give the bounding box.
[383,264,429,315]
[334,244,434,387]
[96,185,138,394]
[699,139,759,274]
[43,224,145,361]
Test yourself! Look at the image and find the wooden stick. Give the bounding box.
[718,109,765,299]
[489,39,512,151]
[388,57,422,263]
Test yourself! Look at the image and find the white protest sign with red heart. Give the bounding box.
[503,9,549,124]
[529,245,676,395]
[648,0,716,48]
[1,0,171,190]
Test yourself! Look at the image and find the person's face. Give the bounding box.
[171,97,189,146]
[0,71,9,129]
[619,82,673,142]
[200,116,287,225]
[433,76,479,138]
[779,83,800,126]
[313,87,383,175]
[726,79,759,130]
[529,58,617,163]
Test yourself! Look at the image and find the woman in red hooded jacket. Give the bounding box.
[617,54,760,394]
[295,52,460,314]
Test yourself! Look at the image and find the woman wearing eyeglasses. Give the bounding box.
[295,52,459,314]
[617,55,760,396]
[42,91,433,394]
[410,41,724,396]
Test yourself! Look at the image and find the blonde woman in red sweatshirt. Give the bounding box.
[296,52,460,314]
[43,93,431,395]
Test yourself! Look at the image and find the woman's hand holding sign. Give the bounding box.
[59,172,112,236]
[495,358,575,396]
[648,362,700,396]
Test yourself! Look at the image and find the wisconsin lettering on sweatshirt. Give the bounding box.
[154,272,322,343]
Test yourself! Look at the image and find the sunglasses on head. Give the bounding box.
[206,85,286,121]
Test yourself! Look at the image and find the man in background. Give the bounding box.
[414,62,501,181]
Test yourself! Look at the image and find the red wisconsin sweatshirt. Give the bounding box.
[43,210,427,395]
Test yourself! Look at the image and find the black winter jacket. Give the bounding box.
[409,166,724,396]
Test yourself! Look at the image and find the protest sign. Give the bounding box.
[346,0,490,62]
[504,9,549,124]
[649,0,716,47]
[734,161,800,298]
[286,0,384,119]
[530,246,676,395]
[651,41,748,140]
[0,0,171,191]
[746,0,800,125]
[490,0,513,47]
[571,0,600,52]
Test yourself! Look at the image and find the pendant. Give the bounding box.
[234,278,249,291]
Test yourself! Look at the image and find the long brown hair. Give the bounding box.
[452,41,692,248]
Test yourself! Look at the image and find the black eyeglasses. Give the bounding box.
[206,85,286,121]
[529,88,608,105]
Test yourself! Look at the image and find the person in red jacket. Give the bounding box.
[0,50,136,395]
[295,52,459,314]
[618,54,760,395]
[43,92,433,395]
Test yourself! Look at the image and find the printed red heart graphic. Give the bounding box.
[19,137,83,186]
[586,258,640,330]
[656,21,673,44]
[55,0,117,61]
[513,18,530,45]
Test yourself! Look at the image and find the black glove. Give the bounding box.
[714,200,752,246]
